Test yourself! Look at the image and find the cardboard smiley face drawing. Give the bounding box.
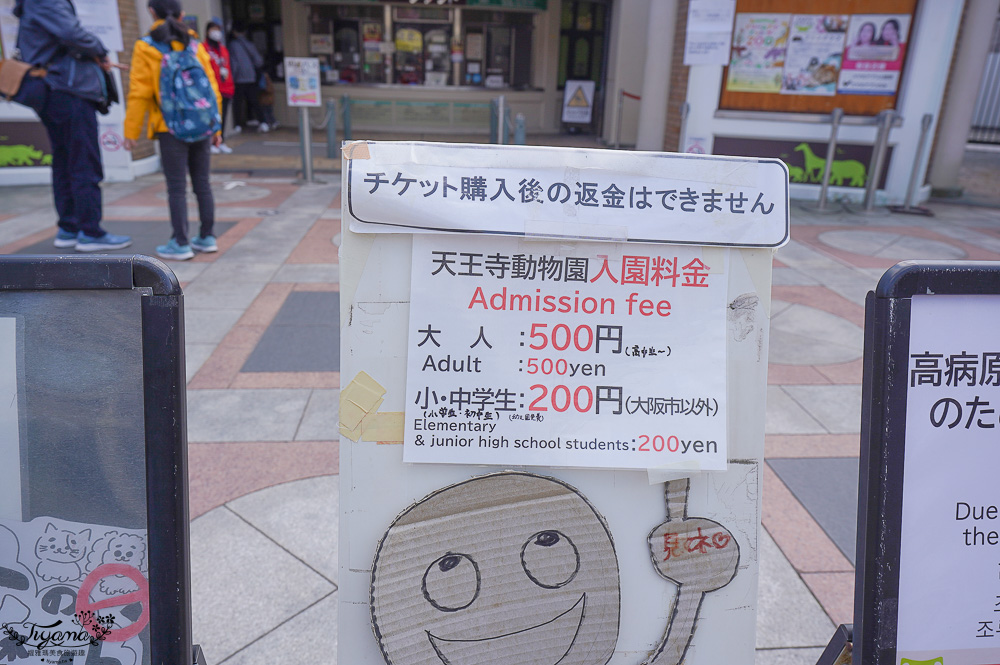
[370,472,740,665]
[371,473,620,665]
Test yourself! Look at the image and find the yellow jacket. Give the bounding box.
[124,22,223,141]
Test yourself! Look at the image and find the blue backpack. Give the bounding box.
[143,36,220,142]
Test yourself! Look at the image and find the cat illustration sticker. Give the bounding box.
[0,516,148,665]
[35,524,91,584]
[370,471,739,665]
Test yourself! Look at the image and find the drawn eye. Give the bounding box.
[422,553,479,612]
[49,537,56,542]
[521,530,579,589]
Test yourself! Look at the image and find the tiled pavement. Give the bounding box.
[2,154,1000,664]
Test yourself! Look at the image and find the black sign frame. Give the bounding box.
[0,254,192,665]
[855,260,1000,665]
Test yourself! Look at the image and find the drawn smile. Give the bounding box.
[427,594,586,665]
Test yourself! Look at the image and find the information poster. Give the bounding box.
[402,235,729,471]
[837,14,910,96]
[684,0,736,66]
[561,79,595,124]
[0,0,16,59]
[726,13,789,93]
[74,0,124,52]
[780,15,847,96]
[896,295,1000,664]
[284,57,321,107]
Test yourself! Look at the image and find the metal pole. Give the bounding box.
[615,90,624,149]
[497,95,506,146]
[514,113,526,145]
[904,113,934,209]
[489,99,498,144]
[299,106,313,183]
[326,99,338,160]
[677,102,690,152]
[863,110,895,211]
[341,95,352,141]
[816,108,843,211]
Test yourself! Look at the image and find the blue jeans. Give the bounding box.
[157,133,214,246]
[37,89,104,238]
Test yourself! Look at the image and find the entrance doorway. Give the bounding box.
[558,0,610,134]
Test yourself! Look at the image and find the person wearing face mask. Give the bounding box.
[204,21,235,154]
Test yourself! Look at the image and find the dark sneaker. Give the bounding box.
[156,238,194,261]
[54,229,79,248]
[190,235,218,253]
[75,232,133,252]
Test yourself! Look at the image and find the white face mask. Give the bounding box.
[208,29,223,41]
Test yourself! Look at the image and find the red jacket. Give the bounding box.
[205,40,235,98]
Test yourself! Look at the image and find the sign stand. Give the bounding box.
[842,260,1000,665]
[339,141,790,665]
[0,255,203,665]
[284,57,322,184]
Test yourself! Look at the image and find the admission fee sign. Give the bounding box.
[345,142,787,472]
[340,141,788,665]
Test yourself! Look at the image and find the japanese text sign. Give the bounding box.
[284,57,321,107]
[403,234,729,471]
[346,142,790,247]
[896,294,1000,664]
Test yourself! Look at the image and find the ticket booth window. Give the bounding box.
[463,10,533,89]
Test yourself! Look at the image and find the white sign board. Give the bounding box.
[284,56,321,107]
[75,0,124,52]
[561,79,595,124]
[896,294,1000,664]
[684,0,736,66]
[404,234,729,470]
[0,317,20,520]
[340,141,783,665]
[347,142,789,247]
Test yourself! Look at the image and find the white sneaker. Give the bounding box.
[218,143,233,154]
[258,122,270,133]
[210,145,221,154]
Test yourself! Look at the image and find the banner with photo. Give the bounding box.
[837,14,910,96]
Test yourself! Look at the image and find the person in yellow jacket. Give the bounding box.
[123,0,223,260]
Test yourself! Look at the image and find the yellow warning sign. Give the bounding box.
[567,85,590,107]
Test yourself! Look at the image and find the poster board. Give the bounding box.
[717,0,917,116]
[339,141,789,665]
[561,80,595,124]
[284,57,321,107]
[856,261,1000,665]
[0,255,193,665]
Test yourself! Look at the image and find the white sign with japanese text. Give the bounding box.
[284,57,321,107]
[684,0,736,66]
[75,0,124,52]
[346,142,789,247]
[897,294,1000,664]
[403,234,729,471]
